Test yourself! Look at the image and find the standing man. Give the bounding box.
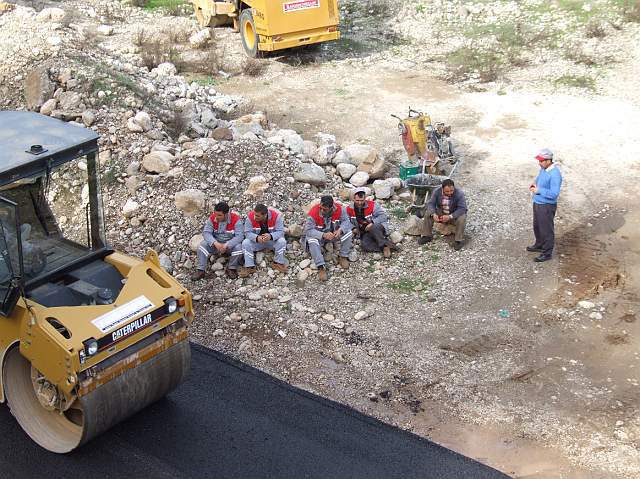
[418,178,467,250]
[527,148,562,262]
[192,201,244,280]
[346,187,395,258]
[302,195,352,281]
[241,204,288,277]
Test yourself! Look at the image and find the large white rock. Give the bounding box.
[175,189,206,216]
[142,151,173,173]
[344,144,377,166]
[332,149,352,166]
[25,66,54,111]
[387,177,403,189]
[122,199,140,218]
[294,163,327,186]
[127,117,144,133]
[349,171,369,187]
[58,91,82,111]
[279,129,305,154]
[245,175,269,196]
[302,140,318,159]
[336,163,357,180]
[190,234,204,252]
[403,215,424,236]
[189,29,211,48]
[372,179,393,199]
[36,7,66,22]
[314,143,337,165]
[133,111,152,132]
[39,98,57,116]
[152,62,177,76]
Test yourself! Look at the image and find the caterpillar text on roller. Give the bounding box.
[0,111,193,453]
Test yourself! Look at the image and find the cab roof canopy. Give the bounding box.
[0,111,99,187]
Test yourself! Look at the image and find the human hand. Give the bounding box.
[441,215,450,222]
[365,223,373,232]
[214,241,226,253]
[432,214,440,222]
[322,232,334,241]
[529,184,537,193]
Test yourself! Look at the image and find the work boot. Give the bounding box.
[225,268,238,279]
[339,256,350,269]
[453,241,463,251]
[417,236,433,245]
[526,245,543,252]
[318,266,328,282]
[383,245,392,258]
[191,270,206,281]
[272,262,288,274]
[239,266,256,278]
[534,254,552,262]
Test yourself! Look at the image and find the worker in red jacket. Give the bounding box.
[240,203,288,277]
[347,187,395,258]
[301,195,352,281]
[192,201,244,280]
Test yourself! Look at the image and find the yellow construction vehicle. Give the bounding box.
[0,111,193,452]
[191,0,340,57]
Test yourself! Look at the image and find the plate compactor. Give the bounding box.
[0,112,193,453]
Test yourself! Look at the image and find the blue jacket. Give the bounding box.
[533,164,562,205]
[427,186,467,219]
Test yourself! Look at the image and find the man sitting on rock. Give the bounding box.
[418,178,467,250]
[192,201,244,280]
[347,187,395,258]
[302,195,352,282]
[240,203,288,277]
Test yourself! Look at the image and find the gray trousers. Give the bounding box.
[242,237,288,267]
[423,213,466,242]
[197,240,243,271]
[306,232,352,267]
[360,223,393,252]
[532,203,557,255]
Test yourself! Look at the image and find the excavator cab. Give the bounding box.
[0,111,193,453]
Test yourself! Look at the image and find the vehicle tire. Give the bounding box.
[240,9,260,58]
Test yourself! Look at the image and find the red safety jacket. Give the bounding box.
[248,209,279,234]
[210,211,241,232]
[308,203,343,232]
[346,201,375,224]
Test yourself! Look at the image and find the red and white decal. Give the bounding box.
[283,0,320,13]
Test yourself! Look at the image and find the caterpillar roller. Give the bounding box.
[0,111,193,453]
[191,0,340,57]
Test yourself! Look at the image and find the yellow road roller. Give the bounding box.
[0,111,193,453]
[191,0,340,57]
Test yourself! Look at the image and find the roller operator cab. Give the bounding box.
[0,111,193,453]
[191,0,341,57]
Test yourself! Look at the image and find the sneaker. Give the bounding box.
[526,245,543,252]
[417,236,433,245]
[318,266,328,282]
[339,256,350,269]
[239,266,256,278]
[383,245,392,258]
[272,262,288,274]
[225,268,238,279]
[534,254,552,262]
[191,270,206,281]
[453,241,463,251]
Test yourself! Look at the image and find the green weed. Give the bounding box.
[554,74,597,91]
[387,278,429,294]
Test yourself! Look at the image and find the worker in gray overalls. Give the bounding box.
[240,204,288,277]
[301,195,352,282]
[192,201,244,280]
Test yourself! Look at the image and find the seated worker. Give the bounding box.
[192,201,244,280]
[418,178,467,250]
[240,204,288,277]
[346,187,395,258]
[301,195,352,282]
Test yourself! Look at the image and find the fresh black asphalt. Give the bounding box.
[0,344,510,478]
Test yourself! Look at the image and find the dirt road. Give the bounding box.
[216,52,640,478]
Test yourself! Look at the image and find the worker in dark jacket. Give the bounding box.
[418,178,467,250]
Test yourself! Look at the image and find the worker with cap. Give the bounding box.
[527,148,563,262]
[346,187,395,258]
[302,195,352,281]
[240,203,288,277]
[192,201,244,280]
